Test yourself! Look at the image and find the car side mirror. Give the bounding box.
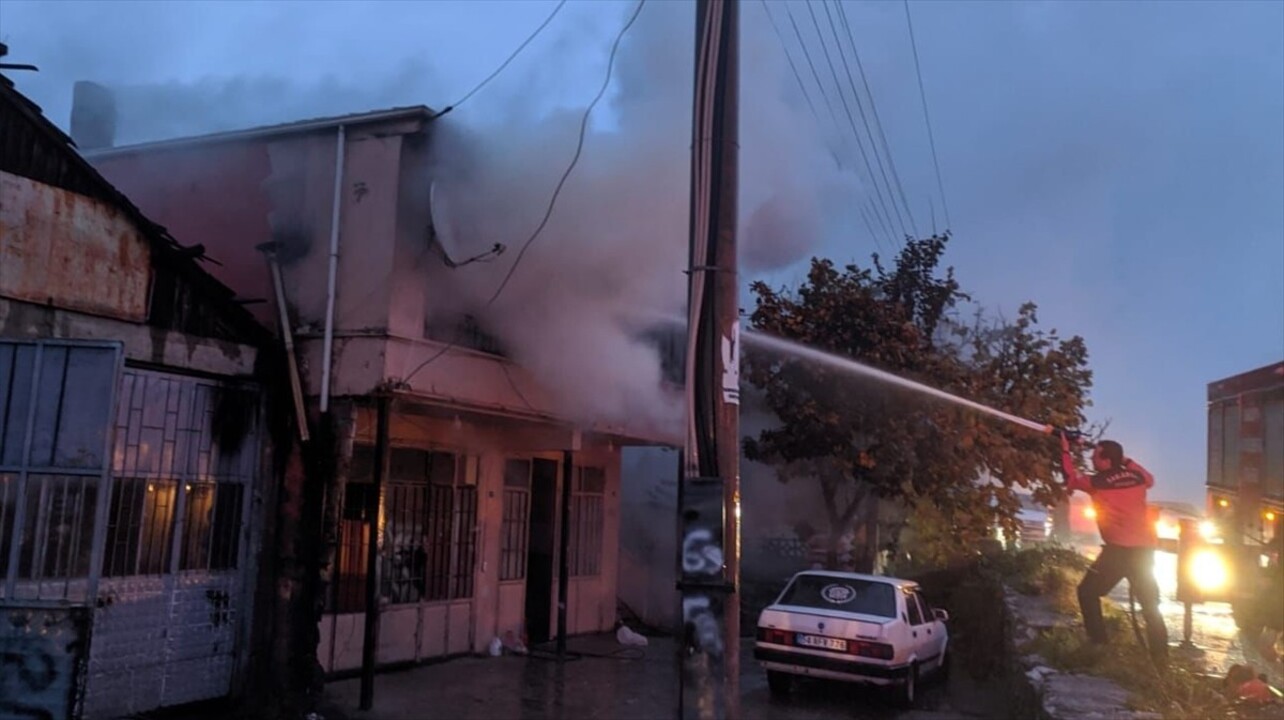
[933,609,949,623]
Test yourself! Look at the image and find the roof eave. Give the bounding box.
[82,105,440,160]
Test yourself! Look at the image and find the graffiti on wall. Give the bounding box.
[0,606,90,720]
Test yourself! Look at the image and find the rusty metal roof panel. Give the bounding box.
[0,72,269,345]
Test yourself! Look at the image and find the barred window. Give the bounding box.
[180,482,245,571]
[500,460,531,581]
[569,467,605,577]
[105,374,255,577]
[15,475,99,584]
[332,477,374,613]
[377,448,478,605]
[103,478,176,577]
[0,341,117,601]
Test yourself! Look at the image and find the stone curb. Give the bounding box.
[1003,587,1163,720]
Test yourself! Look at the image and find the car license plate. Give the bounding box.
[795,634,846,652]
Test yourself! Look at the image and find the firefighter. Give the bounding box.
[1060,434,1170,665]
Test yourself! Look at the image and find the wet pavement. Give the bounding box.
[1158,598,1283,687]
[323,635,1005,720]
[1107,586,1284,687]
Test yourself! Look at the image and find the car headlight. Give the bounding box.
[1190,549,1229,593]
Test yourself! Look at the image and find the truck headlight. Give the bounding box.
[1190,549,1229,593]
[1198,520,1218,541]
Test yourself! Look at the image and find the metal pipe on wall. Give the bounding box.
[262,247,310,442]
[557,448,574,657]
[320,125,347,413]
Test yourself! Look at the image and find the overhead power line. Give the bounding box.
[821,0,916,240]
[758,1,826,154]
[442,0,570,113]
[403,0,647,384]
[761,0,890,250]
[903,0,952,230]
[803,0,906,242]
[858,204,885,255]
[784,3,852,172]
[829,0,917,240]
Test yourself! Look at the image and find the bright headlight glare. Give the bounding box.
[1198,520,1218,540]
[1189,549,1229,593]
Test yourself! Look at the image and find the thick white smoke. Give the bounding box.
[426,1,859,431]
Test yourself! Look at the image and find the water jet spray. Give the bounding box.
[638,310,1086,442]
[743,331,1068,436]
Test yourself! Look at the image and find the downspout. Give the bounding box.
[321,125,346,413]
[260,244,311,443]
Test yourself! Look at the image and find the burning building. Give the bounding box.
[79,92,678,690]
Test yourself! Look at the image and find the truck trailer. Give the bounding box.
[1206,361,1284,636]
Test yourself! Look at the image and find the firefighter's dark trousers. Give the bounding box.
[1078,544,1169,660]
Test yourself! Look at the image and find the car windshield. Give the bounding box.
[777,575,897,618]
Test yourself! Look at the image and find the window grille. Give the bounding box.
[569,467,605,577]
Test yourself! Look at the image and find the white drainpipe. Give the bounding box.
[320,125,346,413]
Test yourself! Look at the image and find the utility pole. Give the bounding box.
[679,1,740,719]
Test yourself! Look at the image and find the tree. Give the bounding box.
[742,234,1093,570]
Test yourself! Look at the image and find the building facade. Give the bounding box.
[1,74,270,719]
[84,104,675,680]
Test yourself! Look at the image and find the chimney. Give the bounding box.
[70,81,116,150]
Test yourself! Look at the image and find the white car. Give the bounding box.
[753,570,950,707]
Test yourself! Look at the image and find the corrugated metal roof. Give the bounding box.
[84,105,440,159]
[0,71,269,344]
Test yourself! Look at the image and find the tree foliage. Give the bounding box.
[743,234,1093,569]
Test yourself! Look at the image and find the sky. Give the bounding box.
[2,0,1281,506]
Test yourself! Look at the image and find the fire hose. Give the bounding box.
[1127,584,1147,649]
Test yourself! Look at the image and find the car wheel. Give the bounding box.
[767,670,791,697]
[892,663,918,708]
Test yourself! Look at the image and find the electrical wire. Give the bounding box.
[758,0,828,157]
[903,0,952,230]
[866,196,894,246]
[858,203,885,254]
[500,362,536,411]
[442,0,570,113]
[783,3,853,173]
[402,0,647,385]
[828,0,917,240]
[684,0,721,476]
[805,0,906,242]
[784,2,895,249]
[484,1,648,308]
[789,3,895,250]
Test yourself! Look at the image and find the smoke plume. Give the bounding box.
[425,1,858,430]
[32,1,865,433]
